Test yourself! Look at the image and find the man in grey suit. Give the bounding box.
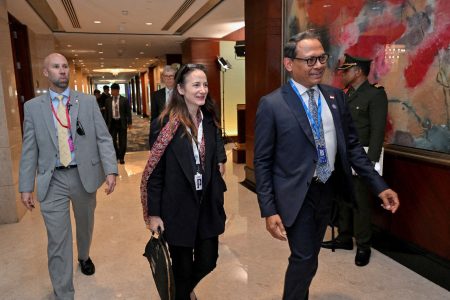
[19,53,118,300]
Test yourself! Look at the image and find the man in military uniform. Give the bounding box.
[322,54,388,266]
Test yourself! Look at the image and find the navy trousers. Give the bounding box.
[283,175,335,300]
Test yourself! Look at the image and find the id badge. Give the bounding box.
[317,145,328,164]
[195,172,203,191]
[68,136,75,152]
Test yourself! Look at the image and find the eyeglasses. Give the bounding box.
[292,54,329,67]
[163,74,175,79]
[175,64,207,83]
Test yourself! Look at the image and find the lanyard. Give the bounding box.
[289,79,322,139]
[191,119,204,166]
[51,96,71,129]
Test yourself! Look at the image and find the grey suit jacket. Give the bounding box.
[19,90,118,201]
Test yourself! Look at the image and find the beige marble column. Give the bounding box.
[0,0,26,223]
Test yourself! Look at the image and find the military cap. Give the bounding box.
[337,53,372,70]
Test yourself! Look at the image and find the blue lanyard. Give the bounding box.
[289,80,322,139]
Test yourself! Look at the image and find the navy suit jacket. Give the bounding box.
[254,83,388,227]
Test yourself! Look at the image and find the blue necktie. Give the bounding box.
[307,89,332,183]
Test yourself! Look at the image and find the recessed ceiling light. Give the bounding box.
[135,58,139,60]
[100,58,104,60]
[140,52,144,54]
[79,60,83,62]
[67,44,72,47]
[94,20,101,24]
[145,43,150,47]
[145,22,152,26]
[98,43,103,46]
[74,54,78,57]
[71,50,75,52]
[99,51,103,54]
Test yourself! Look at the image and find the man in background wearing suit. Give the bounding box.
[254,31,399,300]
[98,85,110,120]
[150,65,177,122]
[19,53,118,299]
[322,54,388,267]
[105,83,132,164]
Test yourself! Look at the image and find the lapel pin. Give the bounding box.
[329,95,335,99]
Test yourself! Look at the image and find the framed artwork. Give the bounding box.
[283,0,450,156]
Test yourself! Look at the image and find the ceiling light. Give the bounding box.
[145,22,152,26]
[99,51,103,54]
[67,44,72,47]
[94,20,101,24]
[140,52,144,54]
[74,54,78,57]
[100,58,104,60]
[98,43,103,46]
[93,68,138,76]
[135,58,139,60]
[145,43,150,47]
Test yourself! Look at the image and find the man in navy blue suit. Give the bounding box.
[254,30,399,300]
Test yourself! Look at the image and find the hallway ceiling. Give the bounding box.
[7,0,244,81]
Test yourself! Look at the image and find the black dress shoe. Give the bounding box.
[119,159,125,164]
[355,248,371,266]
[321,239,353,250]
[79,257,95,275]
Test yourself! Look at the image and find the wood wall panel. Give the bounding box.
[181,38,221,117]
[375,146,450,260]
[244,0,282,179]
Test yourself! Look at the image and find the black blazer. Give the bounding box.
[150,88,167,122]
[254,83,388,227]
[105,95,132,129]
[147,110,227,247]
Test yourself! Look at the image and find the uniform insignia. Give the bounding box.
[372,83,384,89]
[329,95,335,99]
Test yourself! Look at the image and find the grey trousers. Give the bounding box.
[39,168,96,300]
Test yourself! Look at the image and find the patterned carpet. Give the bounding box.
[127,114,150,152]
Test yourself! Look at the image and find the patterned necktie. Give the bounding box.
[307,89,332,183]
[56,95,71,167]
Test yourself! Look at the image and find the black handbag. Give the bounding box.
[143,231,175,300]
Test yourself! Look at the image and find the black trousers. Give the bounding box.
[168,236,219,300]
[283,175,335,300]
[338,176,372,249]
[109,119,127,160]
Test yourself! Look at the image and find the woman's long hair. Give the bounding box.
[158,64,220,140]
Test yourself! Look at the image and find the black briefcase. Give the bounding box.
[143,231,175,300]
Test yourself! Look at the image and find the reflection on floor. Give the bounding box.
[1,149,448,299]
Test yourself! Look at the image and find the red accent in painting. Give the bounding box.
[404,0,450,88]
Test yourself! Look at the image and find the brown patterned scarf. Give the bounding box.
[140,117,180,225]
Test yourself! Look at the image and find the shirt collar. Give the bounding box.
[290,79,318,96]
[49,87,70,101]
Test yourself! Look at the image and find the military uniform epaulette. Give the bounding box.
[372,83,384,89]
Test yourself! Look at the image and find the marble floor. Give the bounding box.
[0,149,448,300]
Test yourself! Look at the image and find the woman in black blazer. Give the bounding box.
[146,64,227,300]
